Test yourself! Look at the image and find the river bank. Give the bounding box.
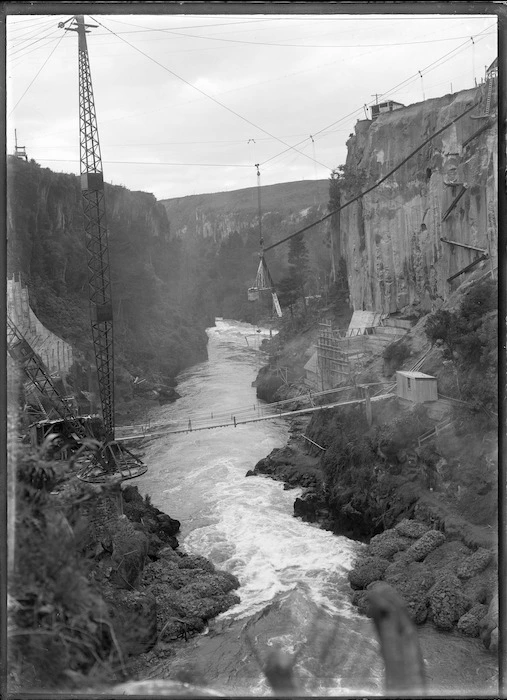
[245,404,498,692]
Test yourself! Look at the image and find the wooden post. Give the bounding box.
[368,583,426,695]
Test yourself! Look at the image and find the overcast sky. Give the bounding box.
[6,7,497,201]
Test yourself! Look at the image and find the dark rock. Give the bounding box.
[479,593,498,650]
[457,603,488,637]
[134,515,155,533]
[110,519,149,590]
[178,554,216,574]
[367,530,412,559]
[384,562,435,624]
[351,581,387,617]
[122,485,144,504]
[245,470,255,477]
[158,546,180,561]
[405,530,446,562]
[348,556,390,590]
[156,513,181,536]
[457,548,493,580]
[106,590,158,655]
[294,491,325,522]
[351,590,371,616]
[147,533,165,559]
[428,573,470,630]
[423,539,473,574]
[394,519,431,539]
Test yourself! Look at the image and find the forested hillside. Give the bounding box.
[7,157,213,413]
[161,179,333,323]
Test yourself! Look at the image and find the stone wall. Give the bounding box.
[7,274,73,377]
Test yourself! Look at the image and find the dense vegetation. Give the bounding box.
[161,180,333,324]
[305,404,435,538]
[9,445,120,690]
[424,277,498,412]
[7,157,212,412]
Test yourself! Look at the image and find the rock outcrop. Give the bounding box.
[335,86,497,315]
[347,518,496,649]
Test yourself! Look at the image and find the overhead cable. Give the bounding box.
[36,158,254,168]
[263,98,480,253]
[89,15,333,172]
[9,31,67,115]
[260,26,494,169]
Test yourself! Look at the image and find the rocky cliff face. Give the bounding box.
[6,157,210,413]
[336,86,497,315]
[161,180,329,244]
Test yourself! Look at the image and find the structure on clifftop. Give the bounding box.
[332,73,497,317]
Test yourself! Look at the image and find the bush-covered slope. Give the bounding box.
[7,157,213,408]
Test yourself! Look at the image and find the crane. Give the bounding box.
[56,15,147,482]
[7,313,93,445]
[7,314,146,481]
[247,165,282,317]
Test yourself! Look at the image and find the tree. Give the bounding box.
[277,275,299,321]
[287,232,309,308]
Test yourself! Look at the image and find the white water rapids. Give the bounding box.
[132,319,384,695]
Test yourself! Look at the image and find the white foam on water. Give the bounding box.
[134,319,378,694]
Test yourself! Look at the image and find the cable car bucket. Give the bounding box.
[247,255,282,317]
[247,164,282,316]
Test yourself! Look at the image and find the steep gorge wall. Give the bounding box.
[6,158,210,398]
[161,180,329,243]
[337,86,497,315]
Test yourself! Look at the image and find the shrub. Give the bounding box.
[424,278,498,411]
[383,339,411,374]
[9,447,120,691]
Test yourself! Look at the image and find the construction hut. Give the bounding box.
[371,100,405,121]
[396,371,438,403]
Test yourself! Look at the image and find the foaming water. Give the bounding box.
[134,319,382,694]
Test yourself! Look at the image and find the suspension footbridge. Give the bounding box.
[115,383,396,442]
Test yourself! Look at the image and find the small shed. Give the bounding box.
[371,100,405,121]
[396,371,438,403]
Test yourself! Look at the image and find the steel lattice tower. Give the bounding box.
[7,315,89,441]
[64,15,115,442]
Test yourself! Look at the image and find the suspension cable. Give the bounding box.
[263,97,480,253]
[256,164,263,251]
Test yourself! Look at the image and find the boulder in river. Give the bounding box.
[348,556,390,590]
[405,530,446,562]
[428,573,470,630]
[457,603,488,637]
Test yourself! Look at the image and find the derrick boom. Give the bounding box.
[7,315,88,441]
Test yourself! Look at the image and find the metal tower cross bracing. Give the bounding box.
[7,315,89,442]
[62,15,115,442]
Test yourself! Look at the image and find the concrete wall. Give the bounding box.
[7,275,73,378]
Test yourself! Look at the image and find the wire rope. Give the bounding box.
[263,98,479,253]
[260,26,495,168]
[36,158,254,168]
[8,31,67,116]
[89,15,333,172]
[8,24,63,59]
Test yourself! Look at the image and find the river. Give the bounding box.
[133,319,496,697]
